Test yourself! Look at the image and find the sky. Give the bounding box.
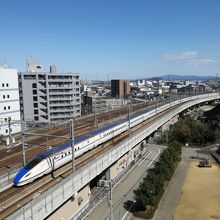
[0,0,220,80]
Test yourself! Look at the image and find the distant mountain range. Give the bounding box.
[160,74,217,81]
[138,74,218,81]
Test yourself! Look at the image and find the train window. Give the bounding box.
[25,156,43,169]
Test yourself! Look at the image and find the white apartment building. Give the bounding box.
[0,67,21,137]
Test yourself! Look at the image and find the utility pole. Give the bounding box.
[128,105,131,137]
[70,119,75,173]
[8,117,11,149]
[21,120,26,166]
[109,181,113,220]
[99,180,113,220]
[94,100,97,127]
[109,104,111,119]
[45,136,49,151]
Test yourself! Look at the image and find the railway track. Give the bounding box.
[0,102,153,172]
[0,104,172,219]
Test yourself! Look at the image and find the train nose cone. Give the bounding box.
[13,168,29,186]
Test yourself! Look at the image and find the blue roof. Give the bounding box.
[37,105,157,158]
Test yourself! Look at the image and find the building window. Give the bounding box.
[33,90,37,95]
[4,106,6,110]
[5,118,7,121]
[2,83,4,87]
[34,110,38,114]
[33,96,38,101]
[7,95,10,98]
[32,83,37,88]
[6,83,9,87]
[3,95,5,99]
[5,129,8,133]
[8,106,10,110]
[33,103,38,108]
[34,116,39,121]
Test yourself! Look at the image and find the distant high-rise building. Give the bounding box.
[111,79,130,98]
[50,64,57,74]
[19,70,81,123]
[0,66,21,136]
[26,58,44,72]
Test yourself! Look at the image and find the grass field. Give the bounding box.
[173,161,220,220]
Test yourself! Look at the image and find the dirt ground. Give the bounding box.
[173,161,220,220]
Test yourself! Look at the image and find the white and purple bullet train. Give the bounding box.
[13,95,202,186]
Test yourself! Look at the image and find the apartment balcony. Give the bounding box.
[49,101,72,107]
[48,84,74,89]
[50,108,73,113]
[49,91,73,95]
[50,113,73,119]
[48,79,73,83]
[49,96,73,101]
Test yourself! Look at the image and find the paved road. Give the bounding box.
[85,145,165,220]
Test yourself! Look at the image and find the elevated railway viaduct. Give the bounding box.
[1,93,219,220]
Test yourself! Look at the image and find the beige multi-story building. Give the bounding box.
[111,79,130,98]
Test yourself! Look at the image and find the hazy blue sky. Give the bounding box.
[0,0,220,80]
